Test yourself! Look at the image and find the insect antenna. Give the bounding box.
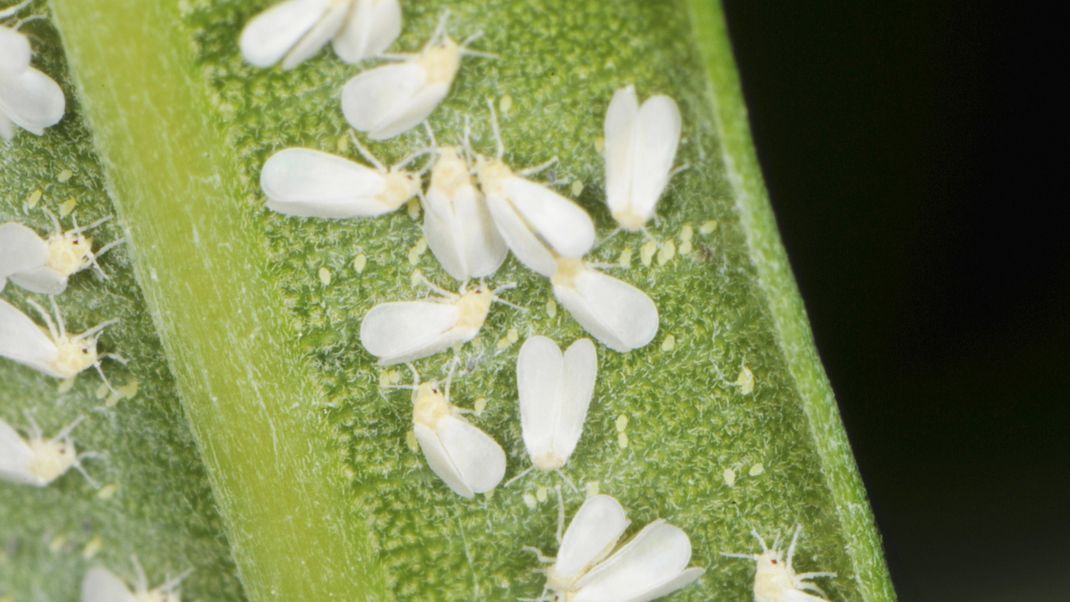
[430,9,451,46]
[348,131,386,171]
[502,466,532,488]
[160,567,194,593]
[25,297,59,340]
[485,97,505,159]
[518,157,559,178]
[459,32,498,60]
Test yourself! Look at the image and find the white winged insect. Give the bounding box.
[259,137,424,218]
[82,559,191,602]
[360,277,517,365]
[421,126,508,281]
[398,364,506,498]
[603,84,683,232]
[0,413,98,487]
[517,335,597,471]
[239,0,401,70]
[550,257,658,353]
[526,493,704,602]
[475,99,596,277]
[723,525,837,602]
[0,297,122,385]
[0,19,65,141]
[341,12,493,140]
[0,214,121,295]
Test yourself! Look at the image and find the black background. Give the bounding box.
[722,2,1068,600]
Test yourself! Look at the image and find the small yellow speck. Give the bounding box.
[657,240,677,266]
[58,378,75,394]
[407,238,428,265]
[496,335,512,350]
[379,369,401,388]
[82,536,104,560]
[94,383,109,400]
[618,247,633,268]
[535,486,549,503]
[26,189,43,208]
[639,240,658,267]
[679,239,693,255]
[507,327,519,344]
[474,398,488,415]
[336,133,350,153]
[523,493,537,509]
[105,391,123,407]
[57,169,74,183]
[617,432,629,449]
[723,468,737,487]
[409,269,425,287]
[679,224,694,243]
[342,466,356,480]
[318,267,332,286]
[661,334,676,352]
[117,380,140,400]
[499,95,513,115]
[585,481,600,497]
[352,254,367,273]
[405,430,419,452]
[570,180,584,197]
[615,414,629,433]
[749,463,765,477]
[736,366,755,395]
[49,534,67,553]
[595,137,605,153]
[700,220,719,235]
[59,197,77,217]
[406,197,421,220]
[97,483,118,500]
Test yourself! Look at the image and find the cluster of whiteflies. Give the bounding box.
[0,3,64,141]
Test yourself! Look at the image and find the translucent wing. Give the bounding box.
[517,335,564,467]
[552,338,597,463]
[485,192,557,277]
[260,148,389,218]
[332,0,402,63]
[81,566,137,602]
[422,186,469,281]
[239,0,333,68]
[359,300,461,365]
[436,415,506,494]
[368,82,450,141]
[414,422,473,498]
[455,189,508,278]
[603,85,639,217]
[628,95,681,222]
[341,62,427,135]
[0,298,58,375]
[0,25,31,77]
[280,0,349,70]
[573,520,701,602]
[8,266,68,296]
[0,419,34,485]
[554,266,658,352]
[502,177,595,258]
[0,222,48,291]
[0,67,65,135]
[554,495,629,584]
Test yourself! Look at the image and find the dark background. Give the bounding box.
[722,2,1068,601]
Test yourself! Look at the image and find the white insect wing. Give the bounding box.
[0,298,60,376]
[0,222,48,292]
[0,60,65,139]
[239,0,340,69]
[551,494,630,587]
[551,260,659,352]
[423,148,507,281]
[571,520,704,602]
[604,85,682,231]
[0,25,31,77]
[332,0,402,63]
[260,147,392,218]
[518,336,597,470]
[501,176,596,259]
[360,300,460,364]
[483,186,559,277]
[81,566,138,602]
[0,419,35,485]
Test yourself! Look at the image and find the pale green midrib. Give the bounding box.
[685,1,896,600]
[48,2,388,601]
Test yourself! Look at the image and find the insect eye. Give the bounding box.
[771,559,777,565]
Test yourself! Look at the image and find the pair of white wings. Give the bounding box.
[0,222,75,294]
[341,57,453,141]
[422,167,508,281]
[360,297,477,365]
[260,148,398,218]
[553,265,659,353]
[552,495,704,601]
[485,175,596,278]
[604,85,681,228]
[240,0,400,70]
[0,298,61,377]
[517,336,596,469]
[0,27,65,140]
[414,411,505,498]
[0,419,39,486]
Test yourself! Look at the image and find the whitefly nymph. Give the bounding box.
[0,414,97,487]
[81,558,191,602]
[723,525,837,602]
[0,214,121,295]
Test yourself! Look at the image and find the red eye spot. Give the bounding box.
[771,559,778,565]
